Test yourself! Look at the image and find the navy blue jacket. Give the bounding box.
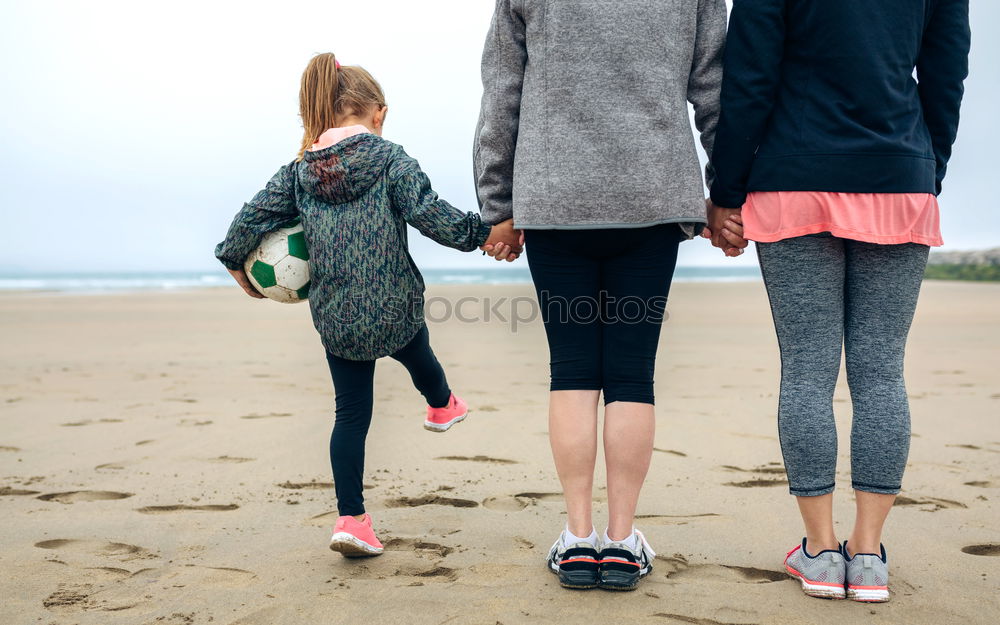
[710,0,970,208]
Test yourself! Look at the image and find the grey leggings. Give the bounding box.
[757,234,929,497]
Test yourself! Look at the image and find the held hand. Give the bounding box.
[481,219,524,262]
[227,268,265,299]
[702,199,748,257]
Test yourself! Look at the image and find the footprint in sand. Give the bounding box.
[60,419,123,427]
[652,613,752,625]
[961,544,1000,556]
[43,565,255,615]
[947,444,1000,454]
[894,496,966,511]
[514,537,535,550]
[94,462,128,471]
[482,491,567,512]
[654,448,688,457]
[37,491,134,503]
[306,511,340,526]
[204,456,255,464]
[722,464,786,475]
[482,495,530,512]
[240,412,292,420]
[136,504,239,514]
[0,445,21,452]
[278,481,334,490]
[725,479,788,488]
[434,455,518,465]
[383,537,454,558]
[657,554,785,584]
[518,491,572,503]
[35,539,153,559]
[390,564,459,582]
[384,495,479,509]
[964,481,993,488]
[339,561,458,583]
[1,486,41,496]
[42,585,105,613]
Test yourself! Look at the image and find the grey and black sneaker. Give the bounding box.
[844,541,890,603]
[547,531,601,590]
[597,529,654,591]
[783,538,847,599]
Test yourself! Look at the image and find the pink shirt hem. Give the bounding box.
[743,192,943,247]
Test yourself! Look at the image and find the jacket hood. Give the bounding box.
[298,133,393,203]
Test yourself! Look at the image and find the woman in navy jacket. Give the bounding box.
[707,0,970,602]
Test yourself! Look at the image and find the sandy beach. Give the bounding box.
[1,281,998,625]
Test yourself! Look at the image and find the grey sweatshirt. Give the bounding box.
[474,0,726,232]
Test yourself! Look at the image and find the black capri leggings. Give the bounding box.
[524,224,684,405]
[326,326,451,516]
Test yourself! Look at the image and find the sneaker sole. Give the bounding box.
[558,571,599,590]
[548,558,598,590]
[329,532,383,557]
[598,573,641,591]
[785,566,846,600]
[599,567,650,592]
[423,411,467,433]
[847,586,889,603]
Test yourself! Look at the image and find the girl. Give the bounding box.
[215,53,522,557]
[474,0,729,591]
[706,0,970,602]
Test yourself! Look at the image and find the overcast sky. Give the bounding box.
[1,1,997,273]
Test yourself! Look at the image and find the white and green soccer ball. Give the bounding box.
[243,219,310,304]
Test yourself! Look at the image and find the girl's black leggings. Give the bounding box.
[524,223,684,405]
[325,326,451,516]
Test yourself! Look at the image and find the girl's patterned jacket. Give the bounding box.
[216,133,491,360]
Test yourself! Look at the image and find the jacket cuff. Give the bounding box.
[474,220,493,248]
[218,257,245,271]
[709,185,747,210]
[481,203,514,226]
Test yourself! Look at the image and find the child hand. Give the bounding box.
[481,219,524,262]
[227,268,266,298]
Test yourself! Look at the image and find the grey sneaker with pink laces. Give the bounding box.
[844,542,890,603]
[784,538,846,599]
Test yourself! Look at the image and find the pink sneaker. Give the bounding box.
[329,513,384,557]
[424,393,468,433]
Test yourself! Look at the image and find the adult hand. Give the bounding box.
[228,268,265,299]
[701,199,748,257]
[481,219,524,262]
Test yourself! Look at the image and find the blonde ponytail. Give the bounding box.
[297,53,387,159]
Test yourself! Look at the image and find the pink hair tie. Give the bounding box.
[335,59,341,69]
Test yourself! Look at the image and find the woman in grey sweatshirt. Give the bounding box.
[474,0,727,591]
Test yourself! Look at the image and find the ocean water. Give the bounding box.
[0,267,761,294]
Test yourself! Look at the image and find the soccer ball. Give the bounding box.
[243,219,310,304]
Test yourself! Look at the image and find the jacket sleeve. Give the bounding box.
[916,0,970,195]
[687,0,727,190]
[709,0,787,209]
[390,151,492,252]
[214,163,299,271]
[473,0,527,226]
